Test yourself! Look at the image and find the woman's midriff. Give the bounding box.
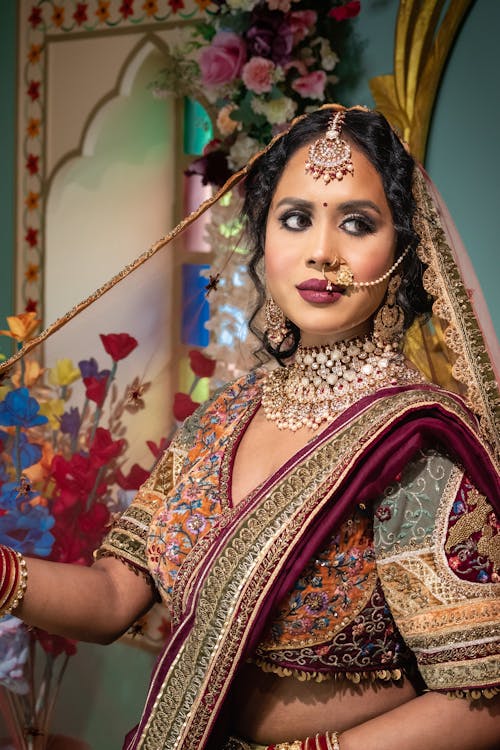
[228,663,417,744]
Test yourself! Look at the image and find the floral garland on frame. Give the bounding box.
[152,0,362,185]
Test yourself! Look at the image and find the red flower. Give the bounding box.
[115,463,150,490]
[35,630,77,657]
[146,437,170,460]
[329,1,361,21]
[189,349,216,378]
[83,375,108,407]
[27,80,40,101]
[25,227,38,247]
[119,0,134,18]
[26,154,39,175]
[73,2,88,24]
[100,332,138,361]
[28,7,43,27]
[89,427,125,468]
[78,502,110,534]
[25,298,38,313]
[173,393,200,421]
[168,0,184,12]
[51,453,98,502]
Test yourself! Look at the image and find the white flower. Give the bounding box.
[226,0,260,10]
[320,39,339,71]
[252,96,298,125]
[228,134,261,170]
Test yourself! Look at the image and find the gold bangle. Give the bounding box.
[0,547,28,617]
[326,732,341,750]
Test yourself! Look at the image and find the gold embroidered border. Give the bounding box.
[399,599,500,640]
[420,655,500,692]
[413,169,500,459]
[136,388,489,749]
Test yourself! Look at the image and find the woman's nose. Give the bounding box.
[306,243,340,269]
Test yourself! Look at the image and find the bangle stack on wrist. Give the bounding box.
[0,544,28,617]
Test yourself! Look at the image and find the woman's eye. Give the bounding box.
[341,215,375,235]
[279,211,311,231]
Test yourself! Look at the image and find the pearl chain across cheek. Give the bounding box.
[349,245,411,289]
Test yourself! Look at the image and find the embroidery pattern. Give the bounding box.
[374,451,500,695]
[136,389,477,749]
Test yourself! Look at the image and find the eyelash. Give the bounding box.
[278,211,376,236]
[278,210,311,231]
[341,214,376,236]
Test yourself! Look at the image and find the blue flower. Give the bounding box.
[0,481,55,556]
[60,407,81,439]
[0,388,48,428]
[18,433,42,470]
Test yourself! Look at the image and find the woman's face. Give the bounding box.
[264,142,397,346]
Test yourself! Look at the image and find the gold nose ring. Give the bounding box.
[322,262,334,292]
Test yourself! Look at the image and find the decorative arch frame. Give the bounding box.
[17,0,204,320]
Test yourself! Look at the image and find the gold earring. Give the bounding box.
[373,275,404,348]
[265,297,289,348]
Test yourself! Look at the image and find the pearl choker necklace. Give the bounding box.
[262,336,423,431]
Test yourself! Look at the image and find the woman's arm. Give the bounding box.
[15,555,155,645]
[339,691,500,750]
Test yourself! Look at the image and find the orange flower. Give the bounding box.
[25,191,40,211]
[25,263,40,283]
[142,0,158,14]
[28,44,43,64]
[24,441,55,484]
[26,118,41,138]
[195,0,212,9]
[95,1,110,22]
[11,358,44,388]
[52,5,65,27]
[0,312,41,342]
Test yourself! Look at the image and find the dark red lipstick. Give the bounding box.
[296,278,345,303]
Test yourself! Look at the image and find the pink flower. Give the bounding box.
[199,32,247,87]
[329,1,361,22]
[241,57,274,94]
[291,70,327,101]
[289,10,317,44]
[242,56,275,94]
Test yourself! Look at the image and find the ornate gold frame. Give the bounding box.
[370,0,474,162]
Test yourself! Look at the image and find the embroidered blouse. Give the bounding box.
[97,372,500,699]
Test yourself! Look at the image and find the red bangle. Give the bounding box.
[0,544,28,616]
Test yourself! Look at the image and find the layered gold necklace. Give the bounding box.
[262,335,423,431]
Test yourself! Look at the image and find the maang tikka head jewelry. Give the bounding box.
[305,110,354,183]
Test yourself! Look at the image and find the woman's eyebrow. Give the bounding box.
[273,197,383,215]
[337,199,382,215]
[274,197,314,210]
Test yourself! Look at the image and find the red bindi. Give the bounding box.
[322,202,328,207]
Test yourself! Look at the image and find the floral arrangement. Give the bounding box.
[152,0,361,185]
[0,312,216,746]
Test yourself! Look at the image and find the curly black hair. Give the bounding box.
[243,107,432,363]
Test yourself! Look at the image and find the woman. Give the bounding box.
[0,106,499,750]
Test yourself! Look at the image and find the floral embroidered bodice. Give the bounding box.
[98,373,500,696]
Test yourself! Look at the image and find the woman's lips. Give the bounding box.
[296,278,345,303]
